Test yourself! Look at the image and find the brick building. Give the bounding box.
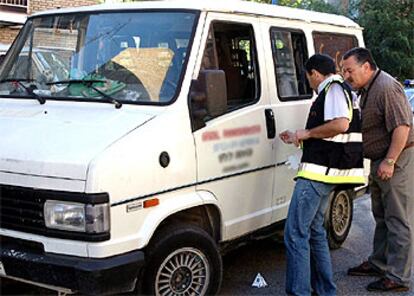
[0,0,99,45]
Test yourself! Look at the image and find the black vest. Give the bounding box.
[297,78,365,185]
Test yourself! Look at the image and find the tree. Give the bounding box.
[357,0,414,79]
[106,0,412,78]
[250,0,413,79]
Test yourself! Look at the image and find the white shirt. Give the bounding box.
[317,75,350,121]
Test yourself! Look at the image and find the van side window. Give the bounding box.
[201,22,259,111]
[313,32,358,72]
[270,28,312,101]
[201,29,219,70]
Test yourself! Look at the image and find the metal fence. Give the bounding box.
[0,0,28,8]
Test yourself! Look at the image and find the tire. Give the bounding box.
[142,224,222,296]
[325,189,354,250]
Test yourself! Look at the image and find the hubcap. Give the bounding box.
[332,192,351,237]
[155,247,210,296]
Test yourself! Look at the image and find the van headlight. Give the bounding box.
[44,200,110,233]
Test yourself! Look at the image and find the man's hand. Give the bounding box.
[279,130,299,146]
[377,125,410,181]
[279,129,311,147]
[295,129,311,142]
[377,160,394,181]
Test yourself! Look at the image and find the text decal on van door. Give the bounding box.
[202,125,261,141]
[201,125,262,173]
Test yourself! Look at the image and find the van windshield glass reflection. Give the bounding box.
[0,11,197,105]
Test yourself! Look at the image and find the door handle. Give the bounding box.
[265,109,276,139]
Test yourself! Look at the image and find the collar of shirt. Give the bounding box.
[359,69,381,109]
[317,74,343,94]
[362,69,380,92]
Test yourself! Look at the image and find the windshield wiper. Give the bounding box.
[47,79,122,109]
[0,78,46,105]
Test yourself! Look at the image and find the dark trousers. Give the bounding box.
[368,147,414,286]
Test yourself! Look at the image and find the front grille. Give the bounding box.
[0,235,45,254]
[0,185,46,234]
[0,184,110,242]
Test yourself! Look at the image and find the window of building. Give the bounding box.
[270,28,312,101]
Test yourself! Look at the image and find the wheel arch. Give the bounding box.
[153,203,222,245]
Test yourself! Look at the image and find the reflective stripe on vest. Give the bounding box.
[323,77,353,121]
[297,162,365,184]
[324,132,362,143]
[298,77,364,185]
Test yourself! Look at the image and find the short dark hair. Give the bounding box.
[343,47,377,70]
[305,54,336,76]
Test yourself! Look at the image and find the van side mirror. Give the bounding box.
[189,69,227,131]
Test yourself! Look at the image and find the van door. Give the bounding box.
[192,15,276,240]
[260,21,314,223]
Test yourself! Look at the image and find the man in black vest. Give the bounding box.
[280,54,364,296]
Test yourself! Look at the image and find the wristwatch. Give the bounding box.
[384,158,395,166]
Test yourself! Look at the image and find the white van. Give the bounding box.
[0,1,367,294]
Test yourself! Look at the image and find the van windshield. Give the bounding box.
[0,11,197,105]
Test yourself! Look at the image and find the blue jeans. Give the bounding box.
[284,178,336,296]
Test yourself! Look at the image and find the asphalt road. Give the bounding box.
[219,194,414,295]
[1,194,413,295]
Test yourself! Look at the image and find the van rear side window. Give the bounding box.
[270,28,312,101]
[313,32,358,72]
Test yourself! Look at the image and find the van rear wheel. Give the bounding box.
[142,224,222,296]
[325,189,354,249]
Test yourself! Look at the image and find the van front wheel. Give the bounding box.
[142,224,222,295]
[325,189,354,250]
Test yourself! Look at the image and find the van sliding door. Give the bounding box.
[261,22,314,223]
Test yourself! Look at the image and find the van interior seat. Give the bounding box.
[217,39,247,101]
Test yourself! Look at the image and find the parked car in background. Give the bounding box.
[406,89,414,113]
[404,79,414,115]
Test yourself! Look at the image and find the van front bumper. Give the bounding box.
[0,236,144,295]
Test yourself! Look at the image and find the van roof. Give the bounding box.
[31,0,361,29]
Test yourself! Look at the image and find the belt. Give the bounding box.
[404,142,414,150]
[371,142,414,161]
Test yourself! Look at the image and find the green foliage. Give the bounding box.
[357,0,414,79]
[107,0,412,79]
[301,0,341,14]
[249,0,271,3]
[249,0,413,79]
[249,0,342,13]
[278,0,304,8]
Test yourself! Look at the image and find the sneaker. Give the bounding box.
[367,277,409,292]
[347,261,384,276]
